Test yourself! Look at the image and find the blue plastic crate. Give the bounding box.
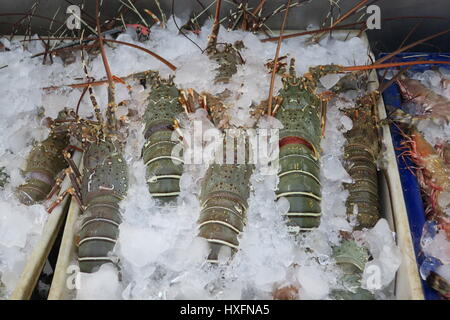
[379,52,450,300]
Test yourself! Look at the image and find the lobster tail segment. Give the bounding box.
[78,196,122,273]
[197,132,254,263]
[199,163,253,263]
[78,140,128,273]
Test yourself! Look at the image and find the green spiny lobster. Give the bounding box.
[141,71,185,204]
[197,25,252,263]
[342,92,381,229]
[332,87,382,300]
[47,51,129,273]
[15,110,71,205]
[198,138,254,263]
[272,61,342,232]
[74,82,129,273]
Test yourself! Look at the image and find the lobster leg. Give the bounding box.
[47,187,81,214]
[46,166,83,214]
[63,146,83,184]
[45,169,67,201]
[45,145,84,212]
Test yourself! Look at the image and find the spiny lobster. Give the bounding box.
[342,91,381,229]
[331,78,383,299]
[141,71,185,204]
[271,61,342,233]
[16,110,71,205]
[196,21,253,263]
[48,45,129,273]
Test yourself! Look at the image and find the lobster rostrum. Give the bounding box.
[272,61,342,232]
[16,109,71,205]
[141,71,185,204]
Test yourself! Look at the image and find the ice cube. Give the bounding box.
[436,264,450,283]
[295,265,329,300]
[422,231,450,264]
[319,74,342,90]
[76,264,122,300]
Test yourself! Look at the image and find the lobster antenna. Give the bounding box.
[379,22,422,83]
[31,38,177,71]
[96,0,118,134]
[377,66,411,94]
[253,0,266,16]
[267,0,291,116]
[1,12,65,29]
[342,27,450,72]
[117,0,149,27]
[262,16,448,43]
[80,37,104,126]
[171,0,203,52]
[207,0,222,50]
[375,28,450,65]
[312,0,370,42]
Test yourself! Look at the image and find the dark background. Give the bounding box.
[1,0,450,53]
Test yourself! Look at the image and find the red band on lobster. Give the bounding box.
[279,136,316,154]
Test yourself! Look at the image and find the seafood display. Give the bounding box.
[396,76,450,124]
[2,0,450,302]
